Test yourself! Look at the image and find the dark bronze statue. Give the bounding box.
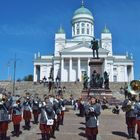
[91,38,99,58]
[104,71,109,89]
[90,70,103,89]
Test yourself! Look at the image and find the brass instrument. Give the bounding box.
[122,80,140,112]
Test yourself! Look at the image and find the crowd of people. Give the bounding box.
[0,92,66,140]
[1,80,140,140]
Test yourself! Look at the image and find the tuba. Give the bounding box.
[122,80,140,112]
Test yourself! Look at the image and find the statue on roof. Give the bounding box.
[91,37,99,58]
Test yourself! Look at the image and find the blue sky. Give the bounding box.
[0,0,140,80]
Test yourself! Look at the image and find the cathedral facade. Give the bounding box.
[33,3,134,83]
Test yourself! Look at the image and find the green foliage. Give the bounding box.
[23,74,33,81]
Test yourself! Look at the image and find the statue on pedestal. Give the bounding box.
[91,37,99,58]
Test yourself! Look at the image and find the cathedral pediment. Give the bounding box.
[62,42,109,54]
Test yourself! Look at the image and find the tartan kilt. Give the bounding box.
[33,110,40,117]
[12,115,22,125]
[0,121,8,134]
[23,110,32,120]
[40,123,53,134]
[86,127,98,136]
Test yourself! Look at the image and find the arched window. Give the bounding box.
[76,23,80,34]
[81,23,85,34]
[87,28,89,34]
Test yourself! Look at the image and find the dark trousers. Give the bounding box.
[0,133,7,140]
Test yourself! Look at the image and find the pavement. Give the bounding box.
[7,108,138,140]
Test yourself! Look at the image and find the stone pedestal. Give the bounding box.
[81,58,113,102]
[89,58,104,77]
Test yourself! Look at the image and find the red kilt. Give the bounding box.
[40,123,52,134]
[61,111,64,118]
[86,127,98,136]
[0,121,8,134]
[126,117,136,128]
[23,110,32,120]
[12,115,22,125]
[136,120,140,134]
[33,110,40,117]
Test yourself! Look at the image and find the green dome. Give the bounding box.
[73,6,93,16]
[102,25,110,33]
[57,26,65,34]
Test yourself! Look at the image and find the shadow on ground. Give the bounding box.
[79,132,87,138]
[112,131,128,138]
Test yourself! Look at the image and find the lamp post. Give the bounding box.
[12,54,20,95]
[12,54,17,95]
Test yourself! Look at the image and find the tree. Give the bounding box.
[23,74,33,81]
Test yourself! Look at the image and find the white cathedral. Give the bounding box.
[33,2,134,83]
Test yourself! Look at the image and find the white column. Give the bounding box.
[69,58,72,81]
[61,58,64,81]
[78,58,81,81]
[124,65,128,82]
[110,63,113,82]
[33,65,37,82]
[131,65,134,81]
[87,58,90,78]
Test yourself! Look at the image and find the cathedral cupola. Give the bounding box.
[71,1,94,40]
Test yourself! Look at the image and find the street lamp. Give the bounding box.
[12,54,20,95]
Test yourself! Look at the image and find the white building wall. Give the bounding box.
[33,65,37,82]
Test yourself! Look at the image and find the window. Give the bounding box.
[87,28,89,34]
[77,28,80,34]
[82,28,85,34]
[113,75,117,82]
[81,23,85,27]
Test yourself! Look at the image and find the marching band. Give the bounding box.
[0,79,140,140]
[0,92,66,140]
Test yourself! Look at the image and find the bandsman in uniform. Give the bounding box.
[22,93,32,130]
[53,95,61,131]
[11,95,22,137]
[134,94,140,140]
[0,93,10,140]
[133,80,140,139]
[39,96,55,140]
[59,95,65,125]
[32,93,41,124]
[122,84,137,139]
[84,96,101,140]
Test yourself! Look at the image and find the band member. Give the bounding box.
[79,97,85,117]
[134,94,140,140]
[23,94,32,130]
[0,93,9,140]
[40,96,55,140]
[32,94,41,124]
[11,96,22,137]
[59,95,65,125]
[84,96,101,140]
[122,92,137,139]
[53,95,61,131]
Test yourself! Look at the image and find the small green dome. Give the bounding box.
[102,25,110,33]
[73,6,93,16]
[57,26,65,34]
